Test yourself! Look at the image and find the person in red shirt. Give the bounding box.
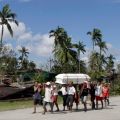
[102,83,110,107]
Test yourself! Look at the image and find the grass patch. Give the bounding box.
[0,100,33,112]
[0,96,63,112]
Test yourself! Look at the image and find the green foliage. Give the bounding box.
[89,70,106,81]
[33,73,45,83]
[110,77,120,96]
[49,27,87,73]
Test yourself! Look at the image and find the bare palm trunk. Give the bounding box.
[93,41,94,52]
[99,47,102,72]
[0,25,4,84]
[78,52,80,73]
[0,25,4,51]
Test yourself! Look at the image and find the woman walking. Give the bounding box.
[103,83,110,107]
[33,82,42,113]
[95,81,103,109]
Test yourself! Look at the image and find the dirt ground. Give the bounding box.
[0,96,120,120]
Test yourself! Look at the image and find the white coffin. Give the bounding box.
[55,73,90,84]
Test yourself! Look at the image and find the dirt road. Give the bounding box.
[0,96,120,120]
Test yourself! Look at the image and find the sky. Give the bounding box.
[0,0,120,68]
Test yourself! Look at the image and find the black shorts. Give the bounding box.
[34,99,43,105]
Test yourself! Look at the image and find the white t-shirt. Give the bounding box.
[44,87,52,102]
[67,86,76,95]
[60,87,67,95]
[95,85,102,96]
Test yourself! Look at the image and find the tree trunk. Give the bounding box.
[0,25,4,51]
[93,41,94,52]
[78,52,80,73]
[99,47,102,72]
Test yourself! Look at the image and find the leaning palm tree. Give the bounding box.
[49,26,68,51]
[0,4,18,48]
[73,41,86,73]
[87,28,102,51]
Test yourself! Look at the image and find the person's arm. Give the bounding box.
[80,85,84,96]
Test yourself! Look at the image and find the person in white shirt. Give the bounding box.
[42,82,53,114]
[59,84,68,111]
[95,81,103,109]
[66,81,76,112]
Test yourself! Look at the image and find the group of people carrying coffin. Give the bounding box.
[33,80,110,114]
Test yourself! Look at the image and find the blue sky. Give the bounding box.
[0,0,120,68]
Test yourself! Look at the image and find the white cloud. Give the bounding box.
[26,34,54,57]
[0,20,54,63]
[106,43,112,49]
[1,20,120,67]
[4,43,13,50]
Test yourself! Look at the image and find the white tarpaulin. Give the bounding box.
[55,73,91,84]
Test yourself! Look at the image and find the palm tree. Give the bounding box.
[55,45,78,65]
[97,40,108,56]
[50,27,80,72]
[87,28,102,51]
[89,52,100,71]
[97,40,108,71]
[100,54,107,69]
[18,47,29,69]
[49,26,68,52]
[106,54,115,72]
[28,61,36,71]
[73,41,86,73]
[0,4,18,48]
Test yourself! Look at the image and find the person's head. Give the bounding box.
[46,82,51,88]
[53,85,57,89]
[68,81,73,87]
[104,83,108,87]
[98,81,102,85]
[34,81,38,87]
[51,81,55,86]
[38,83,42,88]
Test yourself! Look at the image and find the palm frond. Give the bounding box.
[6,22,13,37]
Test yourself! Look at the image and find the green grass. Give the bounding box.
[0,96,63,112]
[58,96,63,104]
[0,100,33,112]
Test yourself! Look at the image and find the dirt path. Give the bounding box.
[0,96,120,120]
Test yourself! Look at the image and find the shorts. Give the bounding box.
[81,96,87,103]
[53,95,58,103]
[74,96,79,104]
[96,96,103,101]
[66,95,74,107]
[34,99,43,105]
